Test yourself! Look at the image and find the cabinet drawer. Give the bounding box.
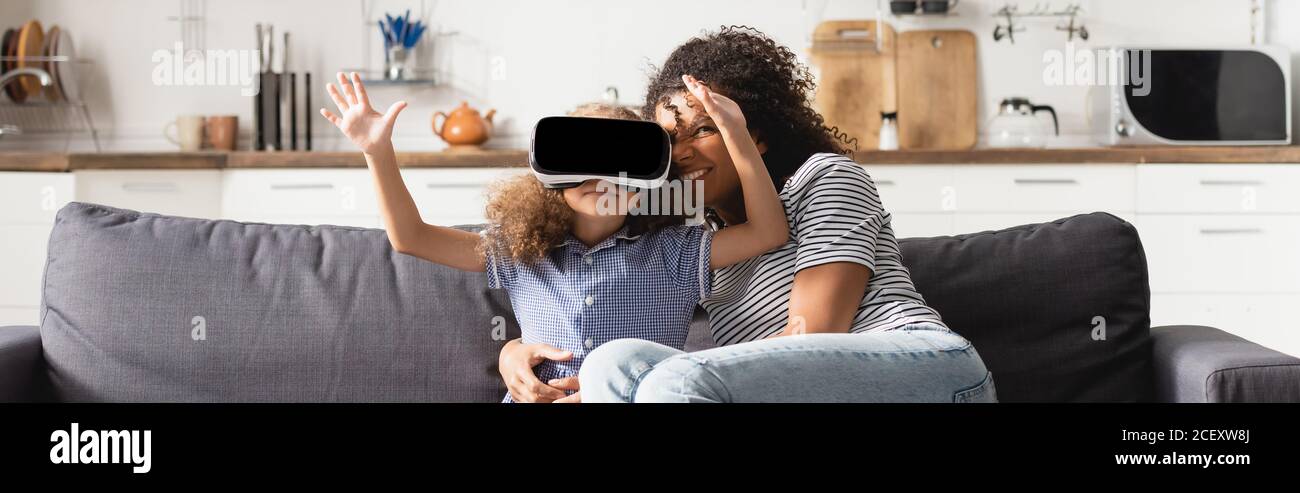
[889,213,954,239]
[866,165,954,213]
[1138,215,1300,294]
[0,307,40,327]
[0,225,53,307]
[226,214,381,229]
[222,169,377,217]
[1151,294,1300,358]
[403,168,522,226]
[0,172,74,224]
[1138,164,1300,214]
[75,170,222,219]
[954,212,1136,236]
[951,165,1135,213]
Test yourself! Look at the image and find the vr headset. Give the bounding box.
[529,116,672,189]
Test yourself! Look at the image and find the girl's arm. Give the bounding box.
[681,75,790,270]
[321,72,485,272]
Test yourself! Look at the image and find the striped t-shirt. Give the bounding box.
[701,152,946,345]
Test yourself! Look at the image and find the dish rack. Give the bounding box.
[0,56,100,151]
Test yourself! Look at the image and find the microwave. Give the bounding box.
[1089,47,1291,146]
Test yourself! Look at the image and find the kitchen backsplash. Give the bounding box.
[3,0,1295,151]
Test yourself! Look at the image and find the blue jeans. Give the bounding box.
[578,323,997,403]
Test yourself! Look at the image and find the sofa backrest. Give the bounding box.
[41,202,519,402]
[900,213,1153,402]
[40,203,1151,402]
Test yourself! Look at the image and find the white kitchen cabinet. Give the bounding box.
[0,172,72,327]
[403,168,525,227]
[868,165,954,213]
[1135,163,1300,357]
[1137,164,1300,214]
[951,165,1136,214]
[1151,294,1299,357]
[220,168,521,228]
[1138,214,1300,294]
[222,169,378,223]
[0,172,74,224]
[0,307,39,328]
[889,213,954,238]
[75,170,223,219]
[0,224,54,307]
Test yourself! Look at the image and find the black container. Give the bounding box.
[890,0,917,14]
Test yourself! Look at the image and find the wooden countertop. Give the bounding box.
[0,149,530,172]
[3,146,1300,172]
[851,146,1300,164]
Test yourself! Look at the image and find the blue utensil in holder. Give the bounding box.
[380,9,427,80]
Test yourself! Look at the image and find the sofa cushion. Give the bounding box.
[899,213,1153,402]
[40,202,519,402]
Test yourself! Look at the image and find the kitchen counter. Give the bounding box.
[3,146,1300,172]
[0,149,531,172]
[852,145,1300,164]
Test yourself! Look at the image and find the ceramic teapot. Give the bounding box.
[433,101,496,148]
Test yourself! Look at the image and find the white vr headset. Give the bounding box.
[529,116,672,189]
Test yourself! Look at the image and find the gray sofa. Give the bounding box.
[1,202,1297,402]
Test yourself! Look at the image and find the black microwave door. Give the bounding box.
[1125,50,1288,141]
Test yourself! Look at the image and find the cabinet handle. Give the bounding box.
[1199,179,1263,186]
[270,183,334,190]
[120,182,179,192]
[426,183,483,189]
[1199,228,1264,235]
[875,179,896,186]
[1013,178,1078,185]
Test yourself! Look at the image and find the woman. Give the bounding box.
[498,26,997,403]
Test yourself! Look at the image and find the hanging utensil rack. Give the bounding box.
[992,3,1087,43]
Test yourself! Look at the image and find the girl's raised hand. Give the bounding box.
[682,74,746,132]
[321,72,408,155]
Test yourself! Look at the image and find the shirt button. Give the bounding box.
[584,337,594,349]
[584,295,594,305]
[583,255,593,265]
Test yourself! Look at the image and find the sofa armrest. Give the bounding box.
[0,326,45,402]
[1152,325,1300,403]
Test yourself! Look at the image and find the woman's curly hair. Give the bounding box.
[643,25,854,187]
[478,103,687,265]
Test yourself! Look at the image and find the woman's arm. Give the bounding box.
[321,72,485,272]
[679,75,789,270]
[770,262,871,337]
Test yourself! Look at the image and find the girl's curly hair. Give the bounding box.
[478,103,687,265]
[643,25,854,187]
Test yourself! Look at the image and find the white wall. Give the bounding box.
[14,0,1295,151]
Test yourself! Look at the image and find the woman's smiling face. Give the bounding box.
[654,90,751,210]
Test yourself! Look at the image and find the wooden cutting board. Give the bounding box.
[16,20,45,98]
[810,20,896,151]
[896,29,977,150]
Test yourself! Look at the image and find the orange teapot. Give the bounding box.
[433,101,496,148]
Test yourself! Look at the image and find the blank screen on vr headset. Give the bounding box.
[532,117,668,178]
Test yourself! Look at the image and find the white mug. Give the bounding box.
[164,115,205,151]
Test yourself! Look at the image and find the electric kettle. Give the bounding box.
[986,97,1058,148]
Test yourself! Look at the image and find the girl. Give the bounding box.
[320,72,789,403]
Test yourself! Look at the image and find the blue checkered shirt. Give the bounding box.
[484,224,714,403]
